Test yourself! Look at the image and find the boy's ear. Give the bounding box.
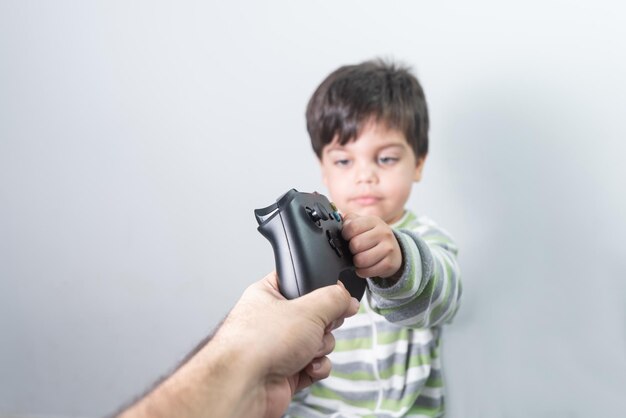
[414,156,427,182]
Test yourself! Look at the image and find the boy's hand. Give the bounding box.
[341,213,402,280]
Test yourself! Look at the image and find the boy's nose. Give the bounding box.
[355,163,378,184]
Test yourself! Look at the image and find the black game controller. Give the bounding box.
[255,189,366,300]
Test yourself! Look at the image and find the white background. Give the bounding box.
[1,1,625,417]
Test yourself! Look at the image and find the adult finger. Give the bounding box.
[304,356,332,383]
[315,332,336,357]
[325,317,345,333]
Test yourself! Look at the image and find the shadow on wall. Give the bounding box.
[440,75,626,416]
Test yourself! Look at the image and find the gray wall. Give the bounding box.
[1,1,625,417]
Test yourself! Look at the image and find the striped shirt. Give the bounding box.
[285,210,462,417]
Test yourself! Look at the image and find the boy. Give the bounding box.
[285,60,462,417]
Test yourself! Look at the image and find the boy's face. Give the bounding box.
[319,121,425,225]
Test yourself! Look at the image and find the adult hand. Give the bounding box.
[117,272,359,418]
[214,271,360,417]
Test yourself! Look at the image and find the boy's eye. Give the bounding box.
[378,156,399,165]
[334,159,351,167]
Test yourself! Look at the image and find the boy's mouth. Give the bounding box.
[351,196,382,206]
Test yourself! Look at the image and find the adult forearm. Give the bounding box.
[118,340,263,418]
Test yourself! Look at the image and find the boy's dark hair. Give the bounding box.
[306,58,429,161]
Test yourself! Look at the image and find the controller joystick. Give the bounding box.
[254,189,366,300]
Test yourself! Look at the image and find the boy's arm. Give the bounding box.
[366,221,462,328]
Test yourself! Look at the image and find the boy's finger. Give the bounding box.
[349,228,379,254]
[343,216,379,241]
[341,212,358,224]
[341,212,358,239]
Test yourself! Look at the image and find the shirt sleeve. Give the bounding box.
[365,222,462,328]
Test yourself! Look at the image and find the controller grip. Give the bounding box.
[257,213,301,299]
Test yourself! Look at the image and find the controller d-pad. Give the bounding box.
[326,230,344,258]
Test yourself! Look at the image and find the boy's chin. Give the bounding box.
[347,206,394,222]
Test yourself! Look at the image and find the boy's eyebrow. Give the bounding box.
[325,143,408,153]
[323,145,350,154]
[379,144,407,151]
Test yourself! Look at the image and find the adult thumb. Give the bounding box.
[294,282,359,328]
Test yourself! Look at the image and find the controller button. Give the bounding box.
[314,203,330,221]
[331,211,342,222]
